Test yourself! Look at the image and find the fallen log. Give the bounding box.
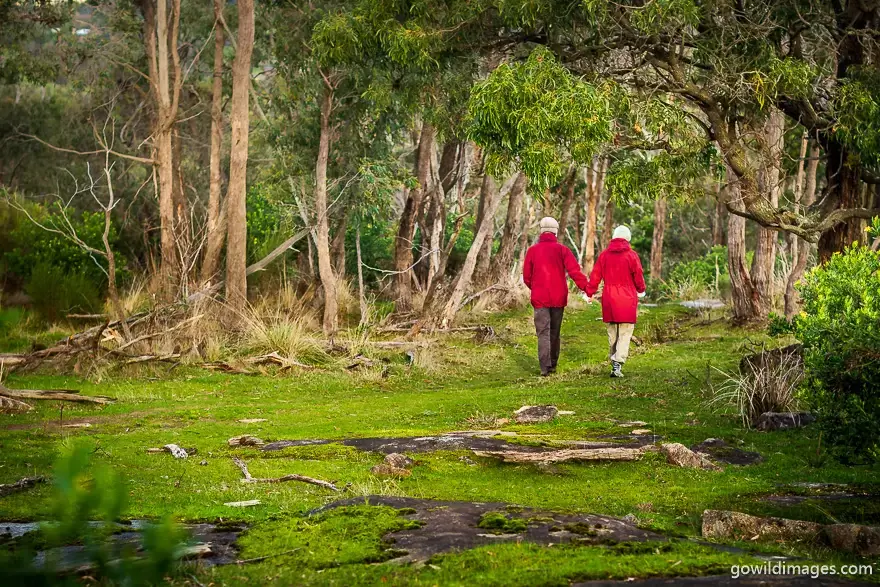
[473,447,646,464]
[0,395,33,412]
[232,457,339,491]
[0,475,47,497]
[0,385,115,405]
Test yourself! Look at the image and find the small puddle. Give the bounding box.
[0,520,244,569]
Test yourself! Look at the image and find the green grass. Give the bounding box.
[1,303,879,584]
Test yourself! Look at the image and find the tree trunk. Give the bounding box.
[393,123,433,312]
[491,172,526,282]
[440,176,507,327]
[142,0,182,298]
[200,0,226,285]
[516,190,534,272]
[784,141,820,319]
[726,173,763,324]
[314,83,338,337]
[711,179,725,246]
[223,0,254,315]
[819,140,866,261]
[580,157,605,272]
[649,196,667,281]
[601,191,615,249]
[557,165,578,240]
[331,209,349,280]
[749,109,784,315]
[472,172,496,286]
[355,225,368,326]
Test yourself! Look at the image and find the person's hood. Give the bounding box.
[607,238,631,252]
[538,232,558,243]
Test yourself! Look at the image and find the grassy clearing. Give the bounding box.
[1,303,879,584]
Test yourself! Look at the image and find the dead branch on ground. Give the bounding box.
[231,457,339,491]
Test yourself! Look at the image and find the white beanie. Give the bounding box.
[539,217,559,235]
[612,225,632,242]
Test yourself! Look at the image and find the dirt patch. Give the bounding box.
[691,439,763,466]
[574,576,865,586]
[1,408,176,432]
[312,496,665,563]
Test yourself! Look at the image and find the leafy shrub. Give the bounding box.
[767,312,794,336]
[25,263,103,322]
[794,244,880,462]
[667,245,728,294]
[3,201,119,287]
[0,443,186,585]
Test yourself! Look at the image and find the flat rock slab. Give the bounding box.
[756,412,815,431]
[313,496,664,563]
[260,433,650,455]
[691,439,763,466]
[261,439,333,451]
[514,405,558,424]
[574,576,866,586]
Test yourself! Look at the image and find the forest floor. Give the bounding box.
[1,303,879,585]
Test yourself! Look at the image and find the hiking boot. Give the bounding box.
[610,361,624,378]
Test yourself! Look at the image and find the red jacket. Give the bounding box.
[523,233,589,308]
[585,238,647,323]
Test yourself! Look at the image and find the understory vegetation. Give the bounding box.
[2,305,880,584]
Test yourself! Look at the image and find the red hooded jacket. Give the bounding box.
[585,238,647,323]
[522,233,589,308]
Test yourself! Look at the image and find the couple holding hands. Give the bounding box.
[523,218,647,378]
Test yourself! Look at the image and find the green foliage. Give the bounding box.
[767,312,794,337]
[246,186,295,265]
[468,47,616,192]
[25,263,103,322]
[667,246,728,293]
[628,0,700,36]
[794,244,880,463]
[833,70,880,167]
[0,443,187,585]
[2,200,120,288]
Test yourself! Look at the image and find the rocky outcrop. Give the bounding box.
[702,509,880,556]
[755,412,815,431]
[514,405,558,424]
[660,443,722,471]
[691,438,763,466]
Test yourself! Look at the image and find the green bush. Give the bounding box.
[667,245,728,291]
[3,201,118,287]
[794,243,880,463]
[0,443,187,585]
[25,263,103,322]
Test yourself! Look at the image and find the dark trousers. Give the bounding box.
[534,307,564,374]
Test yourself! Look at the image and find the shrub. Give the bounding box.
[3,201,120,287]
[794,243,880,462]
[25,262,103,322]
[668,245,727,290]
[0,443,186,585]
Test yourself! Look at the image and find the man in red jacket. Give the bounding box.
[523,217,590,376]
[584,225,647,377]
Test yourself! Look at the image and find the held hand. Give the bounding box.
[637,291,646,299]
[582,292,592,304]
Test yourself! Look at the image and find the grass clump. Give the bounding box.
[477,512,529,534]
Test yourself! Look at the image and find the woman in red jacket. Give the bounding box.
[584,225,647,378]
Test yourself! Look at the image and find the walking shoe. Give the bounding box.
[610,361,624,378]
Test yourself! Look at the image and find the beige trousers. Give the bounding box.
[606,323,635,363]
